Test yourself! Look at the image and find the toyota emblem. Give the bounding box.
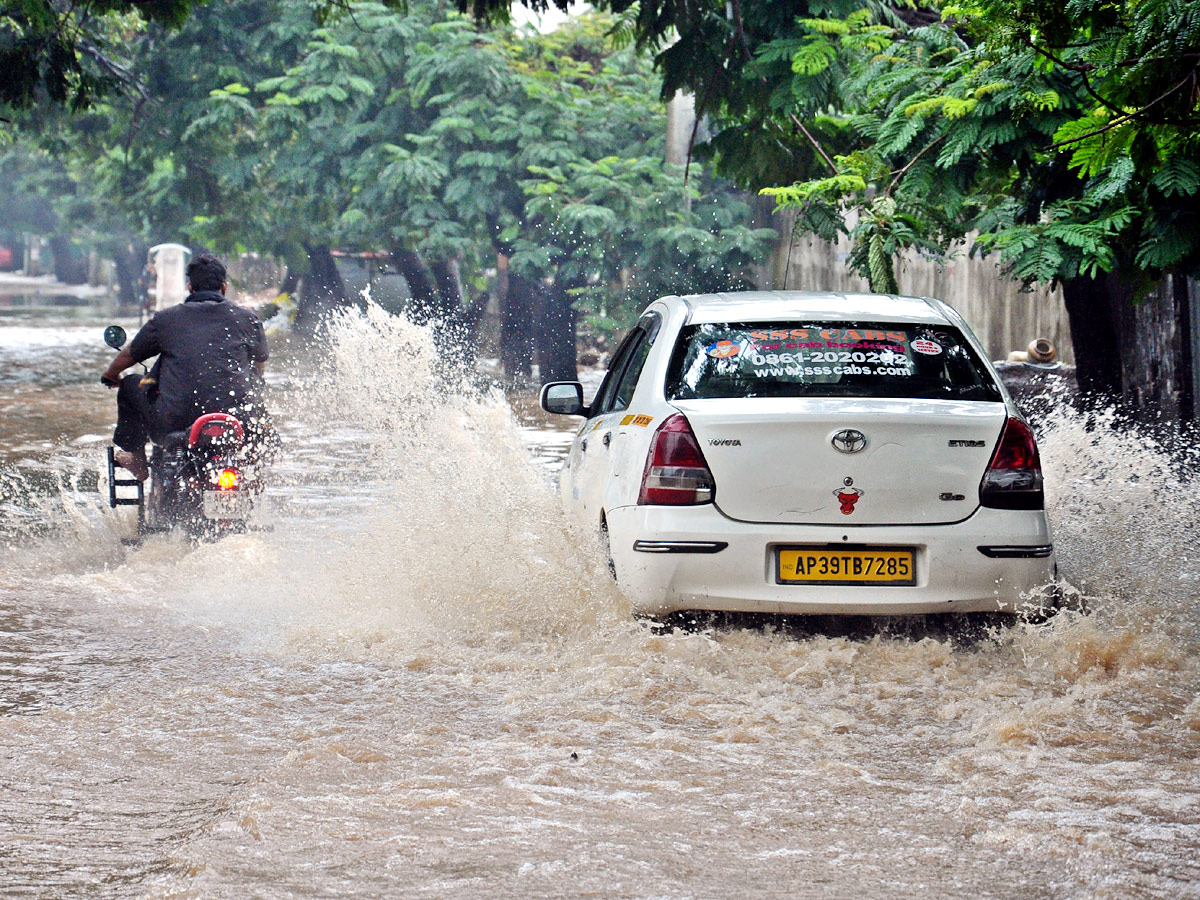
[831,429,867,453]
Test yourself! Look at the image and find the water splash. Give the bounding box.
[69,305,626,657]
[1037,404,1200,648]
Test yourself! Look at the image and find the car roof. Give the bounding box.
[665,291,954,326]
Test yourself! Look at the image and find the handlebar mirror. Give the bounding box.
[103,325,127,350]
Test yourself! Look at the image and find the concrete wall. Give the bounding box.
[759,210,1075,364]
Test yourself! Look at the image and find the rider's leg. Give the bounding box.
[113,375,152,481]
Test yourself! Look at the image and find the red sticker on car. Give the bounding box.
[912,339,942,355]
[833,486,863,514]
[706,340,742,359]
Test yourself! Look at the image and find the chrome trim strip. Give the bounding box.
[633,540,729,554]
[977,545,1054,559]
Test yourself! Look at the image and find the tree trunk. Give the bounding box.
[1114,272,1194,423]
[296,244,348,333]
[429,257,475,367]
[1176,276,1198,423]
[279,269,300,296]
[1062,269,1197,423]
[501,272,536,380]
[429,258,464,317]
[50,234,87,284]
[1060,273,1123,403]
[112,243,145,307]
[535,280,578,383]
[390,246,439,324]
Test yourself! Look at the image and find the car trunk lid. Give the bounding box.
[672,398,1007,525]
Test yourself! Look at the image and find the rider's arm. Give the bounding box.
[250,317,268,381]
[101,348,136,388]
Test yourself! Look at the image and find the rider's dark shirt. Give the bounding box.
[128,290,269,433]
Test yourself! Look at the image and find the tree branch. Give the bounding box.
[1046,71,1200,150]
[886,134,946,196]
[789,113,838,174]
[1027,38,1200,127]
[77,39,149,101]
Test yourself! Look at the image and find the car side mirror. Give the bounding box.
[103,325,127,349]
[540,381,587,417]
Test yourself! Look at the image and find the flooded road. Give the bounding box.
[1,301,1198,899]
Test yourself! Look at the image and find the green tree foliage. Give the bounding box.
[483,0,1197,402]
[951,0,1200,278]
[8,0,774,375]
[745,0,1199,409]
[514,0,1198,294]
[197,4,774,344]
[4,0,318,266]
[0,0,197,112]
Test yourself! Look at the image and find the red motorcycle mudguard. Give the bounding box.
[188,413,244,451]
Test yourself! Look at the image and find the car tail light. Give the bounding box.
[638,414,715,505]
[979,417,1043,509]
[215,468,240,491]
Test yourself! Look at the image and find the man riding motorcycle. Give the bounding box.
[101,253,269,480]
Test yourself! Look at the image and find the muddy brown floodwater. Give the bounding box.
[1,302,1198,899]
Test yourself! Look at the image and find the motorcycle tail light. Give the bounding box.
[979,417,1044,509]
[638,414,715,505]
[215,468,240,491]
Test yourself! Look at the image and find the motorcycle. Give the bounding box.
[102,325,266,541]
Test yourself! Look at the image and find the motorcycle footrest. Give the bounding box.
[107,446,144,509]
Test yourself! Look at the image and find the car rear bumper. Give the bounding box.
[605,503,1056,616]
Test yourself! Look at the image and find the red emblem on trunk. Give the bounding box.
[834,486,863,514]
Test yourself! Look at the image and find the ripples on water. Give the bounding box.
[1,304,1198,899]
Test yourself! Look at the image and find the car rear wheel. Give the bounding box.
[1016,581,1086,624]
[599,516,616,580]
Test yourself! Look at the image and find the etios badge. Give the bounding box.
[831,429,867,453]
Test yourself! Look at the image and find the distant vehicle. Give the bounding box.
[0,246,14,271]
[541,291,1058,621]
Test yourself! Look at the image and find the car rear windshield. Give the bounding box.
[666,321,1003,401]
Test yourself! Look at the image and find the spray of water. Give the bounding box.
[54,305,627,658]
[6,303,1199,661]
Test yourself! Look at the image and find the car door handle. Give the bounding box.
[602,432,612,447]
[580,437,588,452]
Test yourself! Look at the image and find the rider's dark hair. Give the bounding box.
[186,253,227,292]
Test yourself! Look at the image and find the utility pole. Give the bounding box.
[666,92,697,213]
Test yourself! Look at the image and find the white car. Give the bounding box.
[541,291,1058,619]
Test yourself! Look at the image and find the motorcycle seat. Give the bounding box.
[159,430,191,451]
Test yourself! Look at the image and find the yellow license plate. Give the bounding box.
[776,547,915,585]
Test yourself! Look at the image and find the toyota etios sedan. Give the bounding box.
[541,291,1058,619]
